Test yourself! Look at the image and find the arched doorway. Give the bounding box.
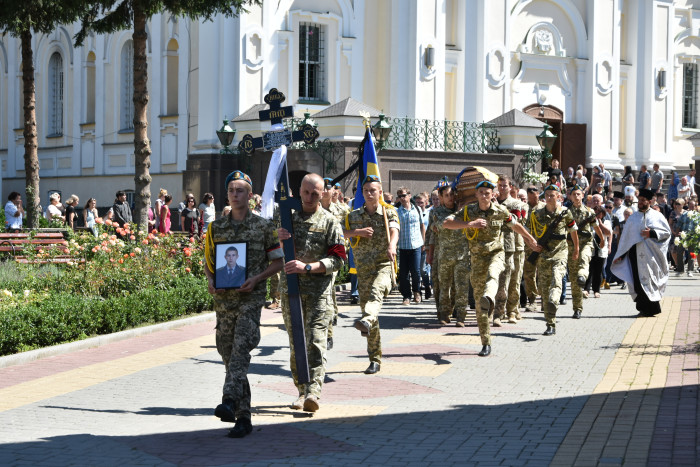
[523,104,587,173]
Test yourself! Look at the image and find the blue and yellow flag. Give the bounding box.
[353,127,380,209]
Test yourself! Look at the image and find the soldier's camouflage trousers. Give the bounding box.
[358,262,393,364]
[437,256,470,322]
[471,250,505,345]
[536,255,568,326]
[568,239,594,313]
[281,293,332,398]
[269,271,280,301]
[432,256,440,314]
[494,251,515,317]
[215,303,263,420]
[507,250,525,317]
[523,248,539,305]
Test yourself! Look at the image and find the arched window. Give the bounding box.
[166,39,178,115]
[48,52,64,136]
[121,40,134,130]
[86,51,96,123]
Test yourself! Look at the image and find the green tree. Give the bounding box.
[76,0,260,229]
[0,2,89,228]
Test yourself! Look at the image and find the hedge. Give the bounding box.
[0,275,212,356]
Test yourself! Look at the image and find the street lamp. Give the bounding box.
[371,114,393,150]
[536,123,557,165]
[216,118,236,154]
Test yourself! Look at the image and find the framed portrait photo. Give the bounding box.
[214,242,248,289]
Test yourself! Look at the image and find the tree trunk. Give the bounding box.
[132,5,152,231]
[21,30,41,229]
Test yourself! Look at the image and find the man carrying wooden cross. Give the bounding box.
[344,175,400,374]
[277,173,346,412]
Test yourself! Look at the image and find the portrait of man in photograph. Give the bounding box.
[215,245,247,288]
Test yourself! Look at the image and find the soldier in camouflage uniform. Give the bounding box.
[567,185,604,319]
[320,178,347,350]
[523,186,545,311]
[427,184,470,325]
[425,178,449,316]
[344,175,400,374]
[505,184,528,322]
[493,175,527,326]
[277,174,346,412]
[443,181,538,356]
[529,185,579,335]
[205,170,284,438]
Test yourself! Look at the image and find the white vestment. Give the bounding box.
[611,208,670,302]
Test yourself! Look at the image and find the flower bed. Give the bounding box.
[0,221,212,356]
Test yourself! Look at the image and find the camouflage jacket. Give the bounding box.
[430,205,469,261]
[205,210,284,304]
[529,205,578,261]
[448,202,517,255]
[280,207,345,296]
[497,196,526,252]
[345,203,400,270]
[567,204,596,243]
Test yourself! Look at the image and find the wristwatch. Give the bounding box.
[304,264,312,274]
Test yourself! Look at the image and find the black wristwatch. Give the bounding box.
[304,264,312,274]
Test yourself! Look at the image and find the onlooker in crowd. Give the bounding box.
[147,203,156,232]
[222,205,232,217]
[180,194,202,237]
[669,198,686,272]
[575,169,589,192]
[4,192,24,231]
[650,163,664,194]
[109,191,132,228]
[599,163,612,195]
[46,193,64,223]
[383,192,393,204]
[678,176,692,201]
[199,193,216,233]
[396,187,425,305]
[656,192,672,219]
[154,188,167,231]
[668,171,679,201]
[64,194,80,230]
[430,190,440,209]
[686,169,696,197]
[159,194,173,234]
[414,192,432,299]
[585,196,613,298]
[638,164,651,190]
[621,165,634,188]
[566,167,576,188]
[83,198,99,237]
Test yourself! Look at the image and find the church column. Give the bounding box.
[586,0,623,170]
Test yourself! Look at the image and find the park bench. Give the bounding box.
[0,231,81,264]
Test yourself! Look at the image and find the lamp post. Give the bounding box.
[216,118,236,154]
[371,114,393,150]
[536,123,557,163]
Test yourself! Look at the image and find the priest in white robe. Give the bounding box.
[611,189,671,317]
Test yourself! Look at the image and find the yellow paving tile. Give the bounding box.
[552,297,680,465]
[328,361,451,377]
[252,403,387,424]
[390,333,483,346]
[0,325,283,412]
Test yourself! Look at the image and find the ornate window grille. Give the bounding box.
[121,41,134,130]
[683,63,698,129]
[299,23,325,101]
[48,52,64,136]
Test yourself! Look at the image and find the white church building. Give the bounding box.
[1,0,699,206]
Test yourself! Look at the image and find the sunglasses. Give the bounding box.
[398,193,409,198]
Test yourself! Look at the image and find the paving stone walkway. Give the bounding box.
[0,276,698,466]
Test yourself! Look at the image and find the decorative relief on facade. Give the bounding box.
[486,46,507,87]
[244,26,264,70]
[595,55,614,95]
[534,30,553,54]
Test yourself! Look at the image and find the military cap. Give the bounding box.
[544,184,561,192]
[476,180,496,190]
[225,170,252,189]
[362,174,382,185]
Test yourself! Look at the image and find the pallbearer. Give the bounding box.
[528,185,579,335]
[567,185,604,319]
[443,181,538,356]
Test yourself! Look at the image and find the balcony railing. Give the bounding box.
[384,117,500,153]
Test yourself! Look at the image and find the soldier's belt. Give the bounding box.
[550,234,565,240]
[576,231,592,238]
